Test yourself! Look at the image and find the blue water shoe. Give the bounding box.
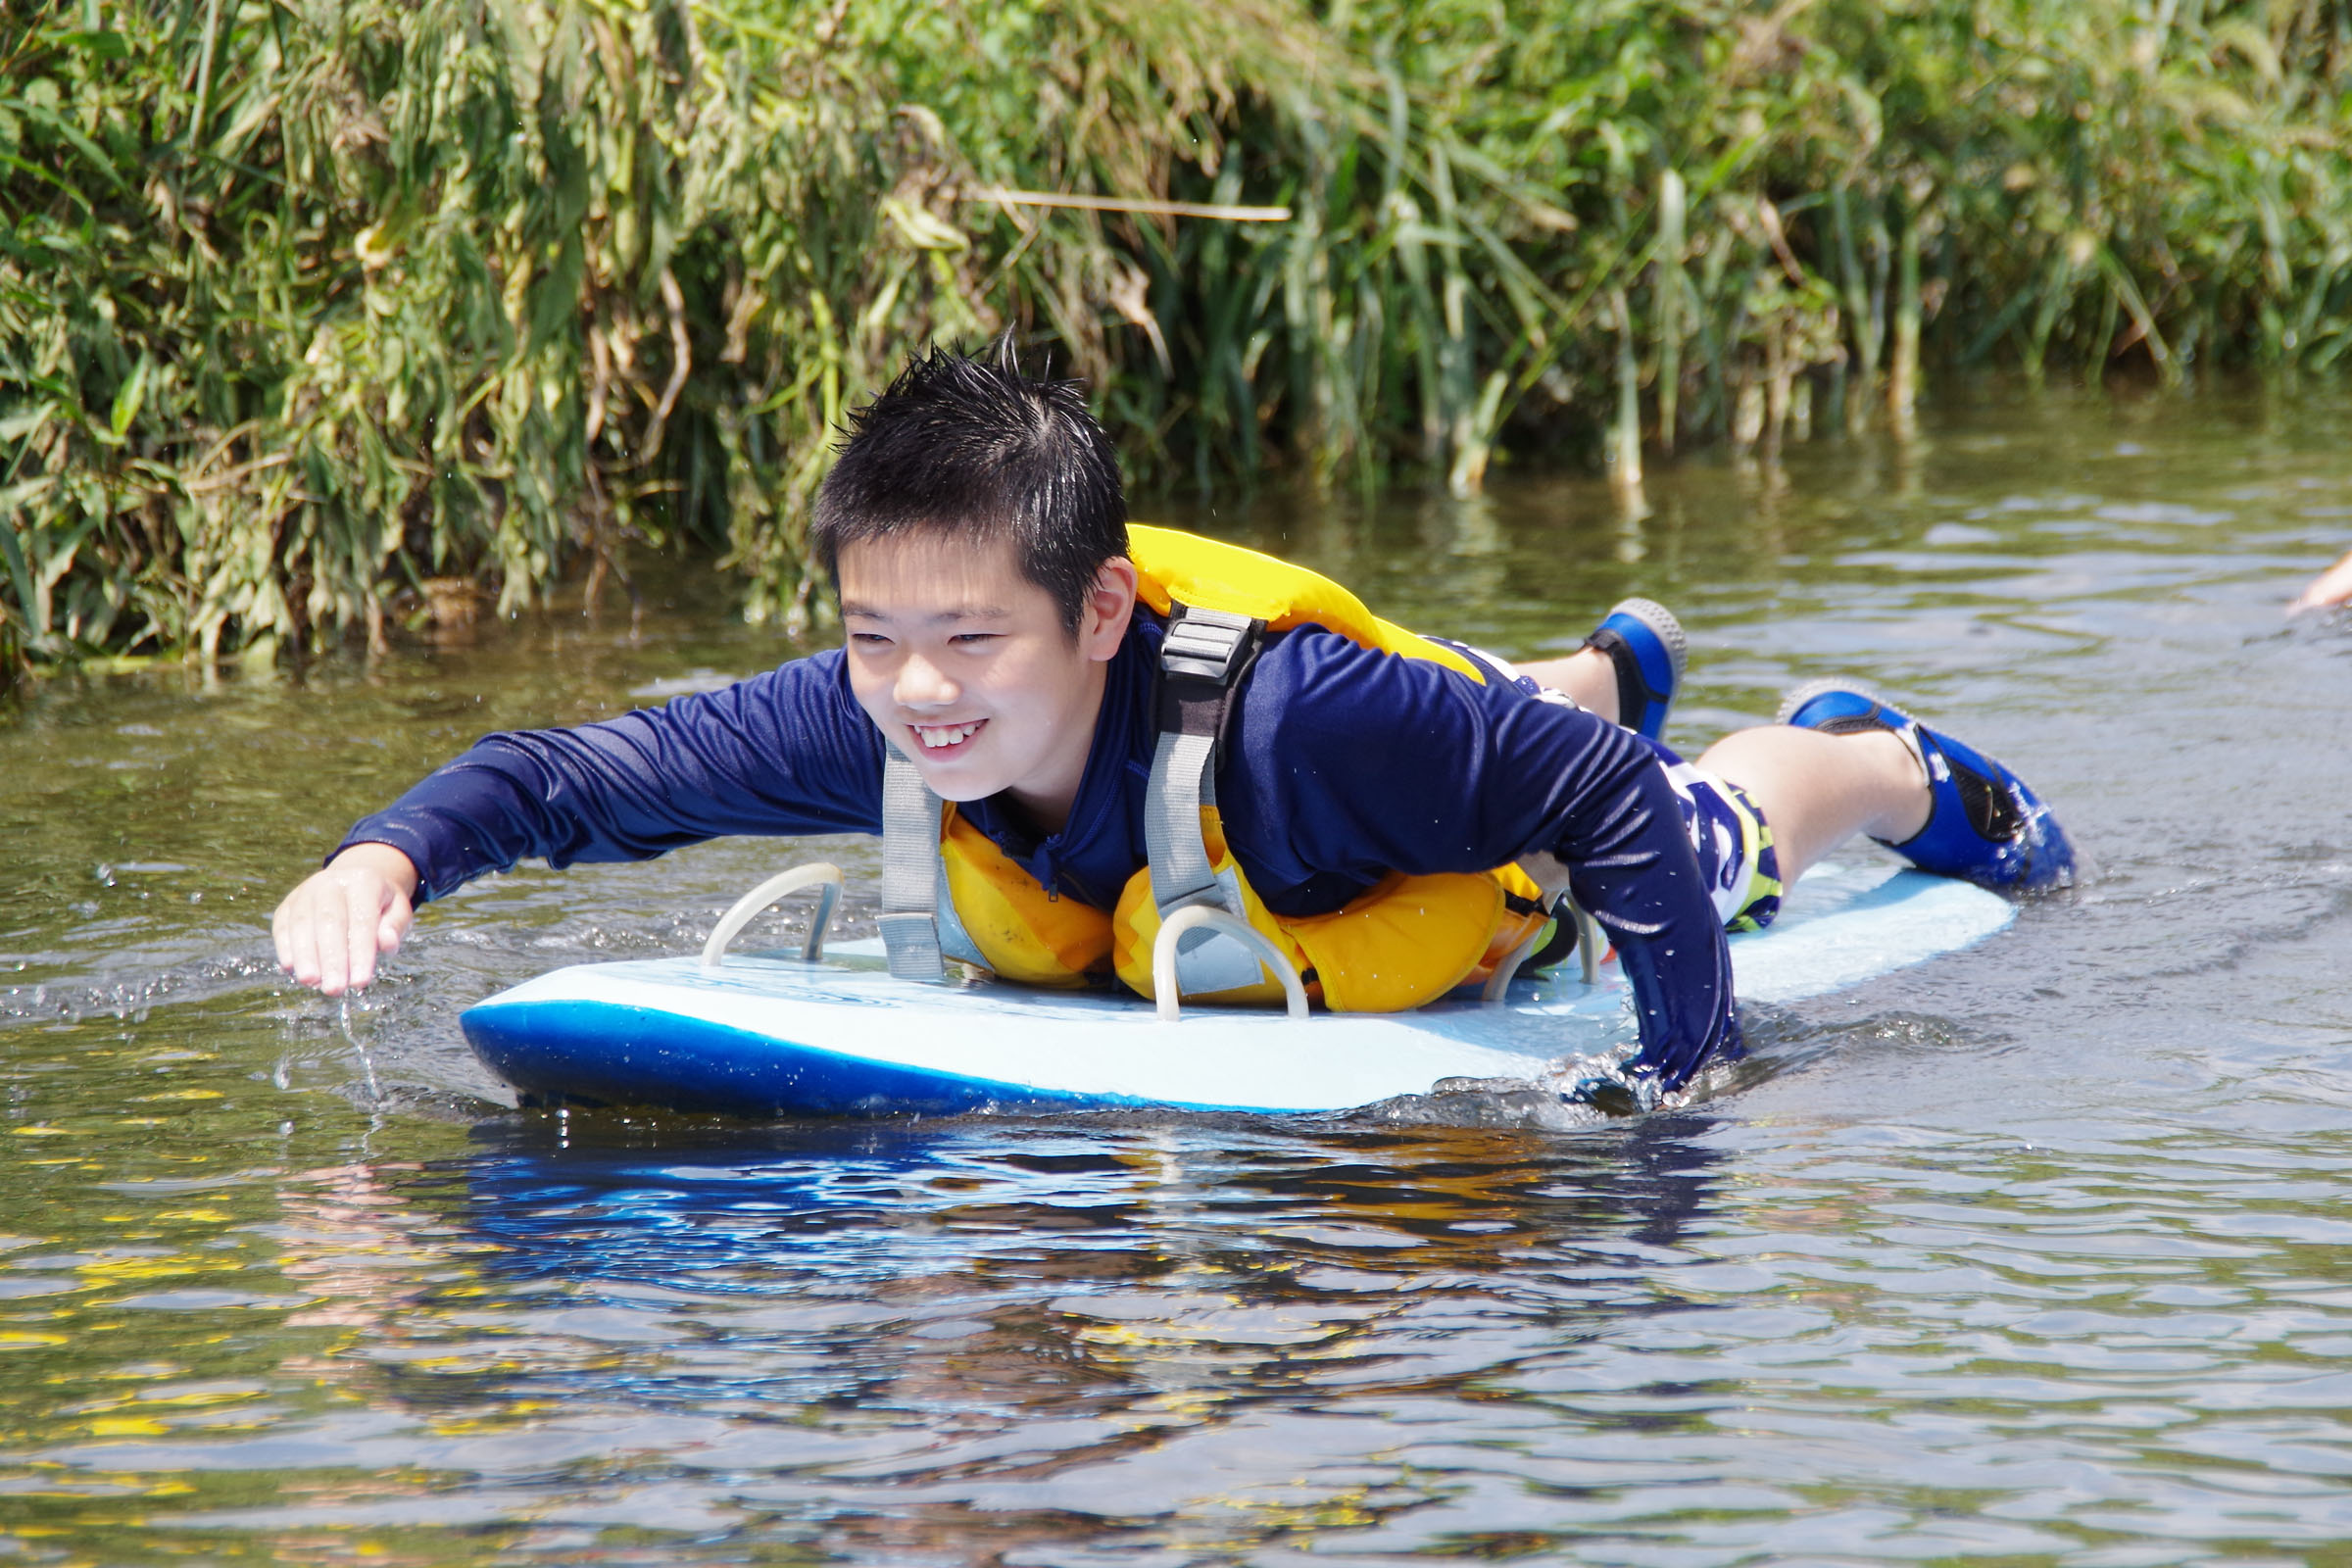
[1776,680,2079,892]
[1585,598,1687,741]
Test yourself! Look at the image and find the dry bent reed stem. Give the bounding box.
[2,0,2346,672]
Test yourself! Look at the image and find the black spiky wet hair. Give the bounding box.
[809,336,1128,633]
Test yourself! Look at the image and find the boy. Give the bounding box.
[274,344,2076,1101]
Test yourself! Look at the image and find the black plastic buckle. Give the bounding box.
[1161,607,1257,686]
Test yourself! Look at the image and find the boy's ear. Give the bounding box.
[1079,557,1140,661]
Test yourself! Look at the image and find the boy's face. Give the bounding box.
[838,534,1135,828]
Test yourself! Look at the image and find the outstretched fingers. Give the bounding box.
[308,882,352,996]
[271,898,293,977]
[274,885,327,991]
[341,873,383,993]
[377,897,411,957]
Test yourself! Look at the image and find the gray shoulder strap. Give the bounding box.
[877,746,948,981]
[1146,606,1275,996]
[1145,726,1222,914]
[1146,606,1259,915]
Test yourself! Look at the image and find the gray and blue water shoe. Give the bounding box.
[1585,598,1688,742]
[1776,680,2079,892]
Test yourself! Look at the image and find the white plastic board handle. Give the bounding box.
[702,863,844,967]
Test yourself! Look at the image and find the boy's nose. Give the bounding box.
[893,655,961,710]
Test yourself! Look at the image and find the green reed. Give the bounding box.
[3,0,2347,674]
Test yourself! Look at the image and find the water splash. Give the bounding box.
[337,994,383,1108]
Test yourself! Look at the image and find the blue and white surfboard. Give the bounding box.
[458,861,2013,1118]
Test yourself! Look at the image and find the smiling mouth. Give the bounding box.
[909,718,986,753]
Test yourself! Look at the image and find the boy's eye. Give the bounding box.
[950,633,1000,647]
[849,632,893,649]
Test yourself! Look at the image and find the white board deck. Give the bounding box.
[460,861,2013,1117]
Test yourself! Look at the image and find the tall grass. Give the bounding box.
[3,0,2347,676]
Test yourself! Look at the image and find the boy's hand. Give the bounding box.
[272,843,420,996]
[2289,547,2352,614]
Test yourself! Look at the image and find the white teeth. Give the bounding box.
[914,721,981,750]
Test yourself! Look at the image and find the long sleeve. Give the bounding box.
[335,651,885,903]
[1219,629,1739,1090]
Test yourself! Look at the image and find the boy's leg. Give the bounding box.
[1515,599,1689,739]
[1703,683,2081,893]
[1692,725,1929,884]
[1515,647,1620,721]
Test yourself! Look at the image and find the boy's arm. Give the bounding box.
[1538,736,1740,1091]
[340,651,885,897]
[1225,634,1736,1092]
[277,653,883,993]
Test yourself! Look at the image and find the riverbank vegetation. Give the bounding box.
[4,0,2348,674]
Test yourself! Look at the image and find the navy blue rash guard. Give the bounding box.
[341,614,1740,1089]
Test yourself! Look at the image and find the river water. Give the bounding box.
[3,384,2349,1565]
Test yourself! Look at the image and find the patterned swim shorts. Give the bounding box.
[1656,750,1783,933]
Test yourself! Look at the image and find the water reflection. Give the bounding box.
[195,1117,1723,1467]
[447,1112,1725,1271]
[45,1114,1735,1556]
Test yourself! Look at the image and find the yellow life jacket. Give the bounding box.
[886,524,1559,1013]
